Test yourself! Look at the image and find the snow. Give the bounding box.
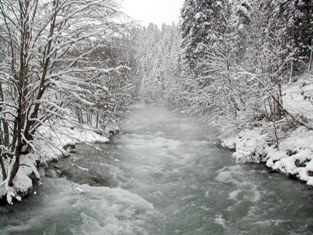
[283,73,313,122]
[222,128,268,164]
[222,71,313,186]
[38,122,109,156]
[1,120,110,204]
[223,126,313,186]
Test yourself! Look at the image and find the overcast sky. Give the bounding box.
[122,0,184,27]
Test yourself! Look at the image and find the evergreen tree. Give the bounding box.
[130,24,181,105]
[180,0,230,76]
[176,0,313,135]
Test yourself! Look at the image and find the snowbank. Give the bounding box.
[222,126,313,186]
[1,121,110,204]
[35,122,110,162]
[222,72,313,187]
[221,128,268,164]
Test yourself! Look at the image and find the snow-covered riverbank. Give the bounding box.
[222,126,313,186]
[1,121,111,204]
[222,72,313,186]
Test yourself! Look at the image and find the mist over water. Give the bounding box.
[1,105,313,235]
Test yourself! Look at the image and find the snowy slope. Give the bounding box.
[222,71,313,186]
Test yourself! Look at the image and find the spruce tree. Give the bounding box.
[181,0,229,76]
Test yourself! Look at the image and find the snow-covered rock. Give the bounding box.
[223,125,313,186]
[222,128,268,163]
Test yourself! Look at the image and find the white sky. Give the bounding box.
[122,0,184,27]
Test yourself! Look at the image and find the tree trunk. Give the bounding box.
[0,84,10,146]
[0,156,7,181]
[9,90,25,185]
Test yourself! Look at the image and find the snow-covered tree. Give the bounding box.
[129,23,181,105]
[181,0,230,75]
[176,0,313,136]
[67,39,135,131]
[0,0,128,194]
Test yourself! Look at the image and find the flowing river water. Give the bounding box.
[1,105,313,235]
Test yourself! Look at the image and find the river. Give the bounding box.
[1,105,313,235]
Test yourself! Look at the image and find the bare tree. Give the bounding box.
[0,0,128,194]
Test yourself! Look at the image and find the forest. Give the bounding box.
[1,0,313,204]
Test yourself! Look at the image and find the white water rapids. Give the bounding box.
[1,105,313,235]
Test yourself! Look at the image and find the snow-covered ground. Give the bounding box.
[1,120,110,204]
[283,72,313,122]
[222,71,313,186]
